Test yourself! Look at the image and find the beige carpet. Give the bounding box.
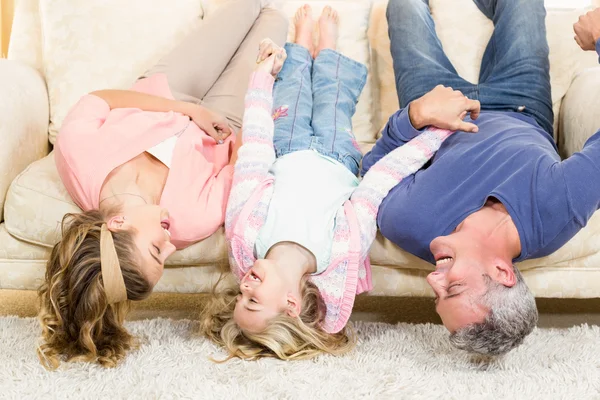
[3,290,600,398]
[1,316,600,399]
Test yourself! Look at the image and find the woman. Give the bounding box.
[37,0,287,369]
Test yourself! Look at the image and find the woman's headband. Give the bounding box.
[100,224,128,304]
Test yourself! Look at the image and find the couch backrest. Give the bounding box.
[8,0,599,145]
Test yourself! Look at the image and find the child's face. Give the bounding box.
[233,259,301,333]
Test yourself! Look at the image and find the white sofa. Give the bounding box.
[2,0,600,299]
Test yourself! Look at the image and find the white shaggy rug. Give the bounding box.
[1,317,600,399]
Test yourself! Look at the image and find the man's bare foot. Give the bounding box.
[294,5,314,55]
[315,6,338,58]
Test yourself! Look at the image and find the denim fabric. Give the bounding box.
[272,43,368,175]
[386,0,554,135]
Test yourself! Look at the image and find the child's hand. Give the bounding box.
[256,38,287,77]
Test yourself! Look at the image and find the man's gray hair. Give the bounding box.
[449,266,538,356]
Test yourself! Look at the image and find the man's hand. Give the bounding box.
[409,85,481,132]
[574,8,600,51]
[256,38,287,77]
[189,105,232,143]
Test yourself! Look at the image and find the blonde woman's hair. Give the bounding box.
[37,211,152,370]
[199,276,355,361]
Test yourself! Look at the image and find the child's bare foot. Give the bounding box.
[294,5,314,55]
[315,6,338,58]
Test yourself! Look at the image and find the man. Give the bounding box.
[363,0,600,356]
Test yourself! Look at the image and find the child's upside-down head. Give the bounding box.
[199,272,354,361]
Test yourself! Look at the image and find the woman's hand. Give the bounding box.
[189,105,232,143]
[256,38,287,77]
[409,85,481,133]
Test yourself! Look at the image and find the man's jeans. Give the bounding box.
[387,0,554,135]
[272,43,368,175]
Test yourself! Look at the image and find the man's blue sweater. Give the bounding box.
[362,107,600,264]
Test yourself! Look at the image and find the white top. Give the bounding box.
[255,150,359,274]
[146,135,178,168]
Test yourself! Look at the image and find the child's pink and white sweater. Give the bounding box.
[226,71,454,333]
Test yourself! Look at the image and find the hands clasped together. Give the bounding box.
[256,38,288,77]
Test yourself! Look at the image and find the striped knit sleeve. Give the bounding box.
[350,128,454,259]
[225,71,276,237]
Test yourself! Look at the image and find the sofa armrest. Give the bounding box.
[0,59,50,221]
[559,66,600,158]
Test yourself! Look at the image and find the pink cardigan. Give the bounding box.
[55,74,235,249]
[226,71,454,333]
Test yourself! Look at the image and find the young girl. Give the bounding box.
[201,4,456,360]
[37,0,287,369]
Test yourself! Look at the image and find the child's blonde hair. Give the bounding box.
[199,276,355,361]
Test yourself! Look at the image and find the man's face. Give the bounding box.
[427,232,491,332]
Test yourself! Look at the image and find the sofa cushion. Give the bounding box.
[369,0,598,137]
[0,222,49,289]
[39,0,205,144]
[3,153,228,266]
[4,153,79,247]
[0,223,50,261]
